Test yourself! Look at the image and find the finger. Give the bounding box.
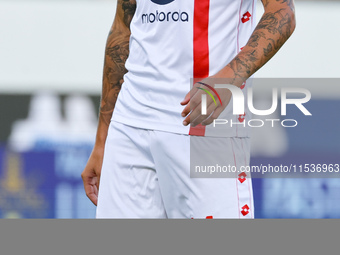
[180,92,191,106]
[202,106,224,126]
[82,167,100,206]
[180,82,202,106]
[84,181,98,206]
[185,92,218,126]
[191,102,217,127]
[182,103,197,126]
[96,172,101,191]
[181,101,191,118]
[89,171,100,201]
[185,105,201,126]
[181,91,203,119]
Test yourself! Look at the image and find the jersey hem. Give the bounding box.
[112,112,250,138]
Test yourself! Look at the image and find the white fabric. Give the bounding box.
[112,0,257,137]
[96,121,254,218]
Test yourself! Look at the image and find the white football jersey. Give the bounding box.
[112,0,257,137]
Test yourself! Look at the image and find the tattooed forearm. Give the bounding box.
[100,34,129,126]
[224,0,295,84]
[99,0,136,126]
[263,39,274,57]
[276,0,294,11]
[262,0,294,11]
[122,0,137,27]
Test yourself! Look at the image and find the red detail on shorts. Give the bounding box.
[190,0,210,137]
[238,113,246,123]
[241,11,251,23]
[240,82,246,90]
[238,172,247,184]
[241,205,250,216]
[206,216,213,219]
[240,47,245,51]
[189,124,206,136]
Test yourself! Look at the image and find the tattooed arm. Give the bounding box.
[181,0,296,126]
[82,0,136,205]
[221,0,296,83]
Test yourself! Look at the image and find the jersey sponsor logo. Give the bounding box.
[150,0,175,5]
[141,10,189,24]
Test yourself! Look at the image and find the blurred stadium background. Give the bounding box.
[0,0,339,218]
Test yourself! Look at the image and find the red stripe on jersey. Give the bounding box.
[193,0,210,78]
[190,0,210,136]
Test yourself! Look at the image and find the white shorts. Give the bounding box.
[96,121,254,219]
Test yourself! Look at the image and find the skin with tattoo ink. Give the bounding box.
[81,0,136,205]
